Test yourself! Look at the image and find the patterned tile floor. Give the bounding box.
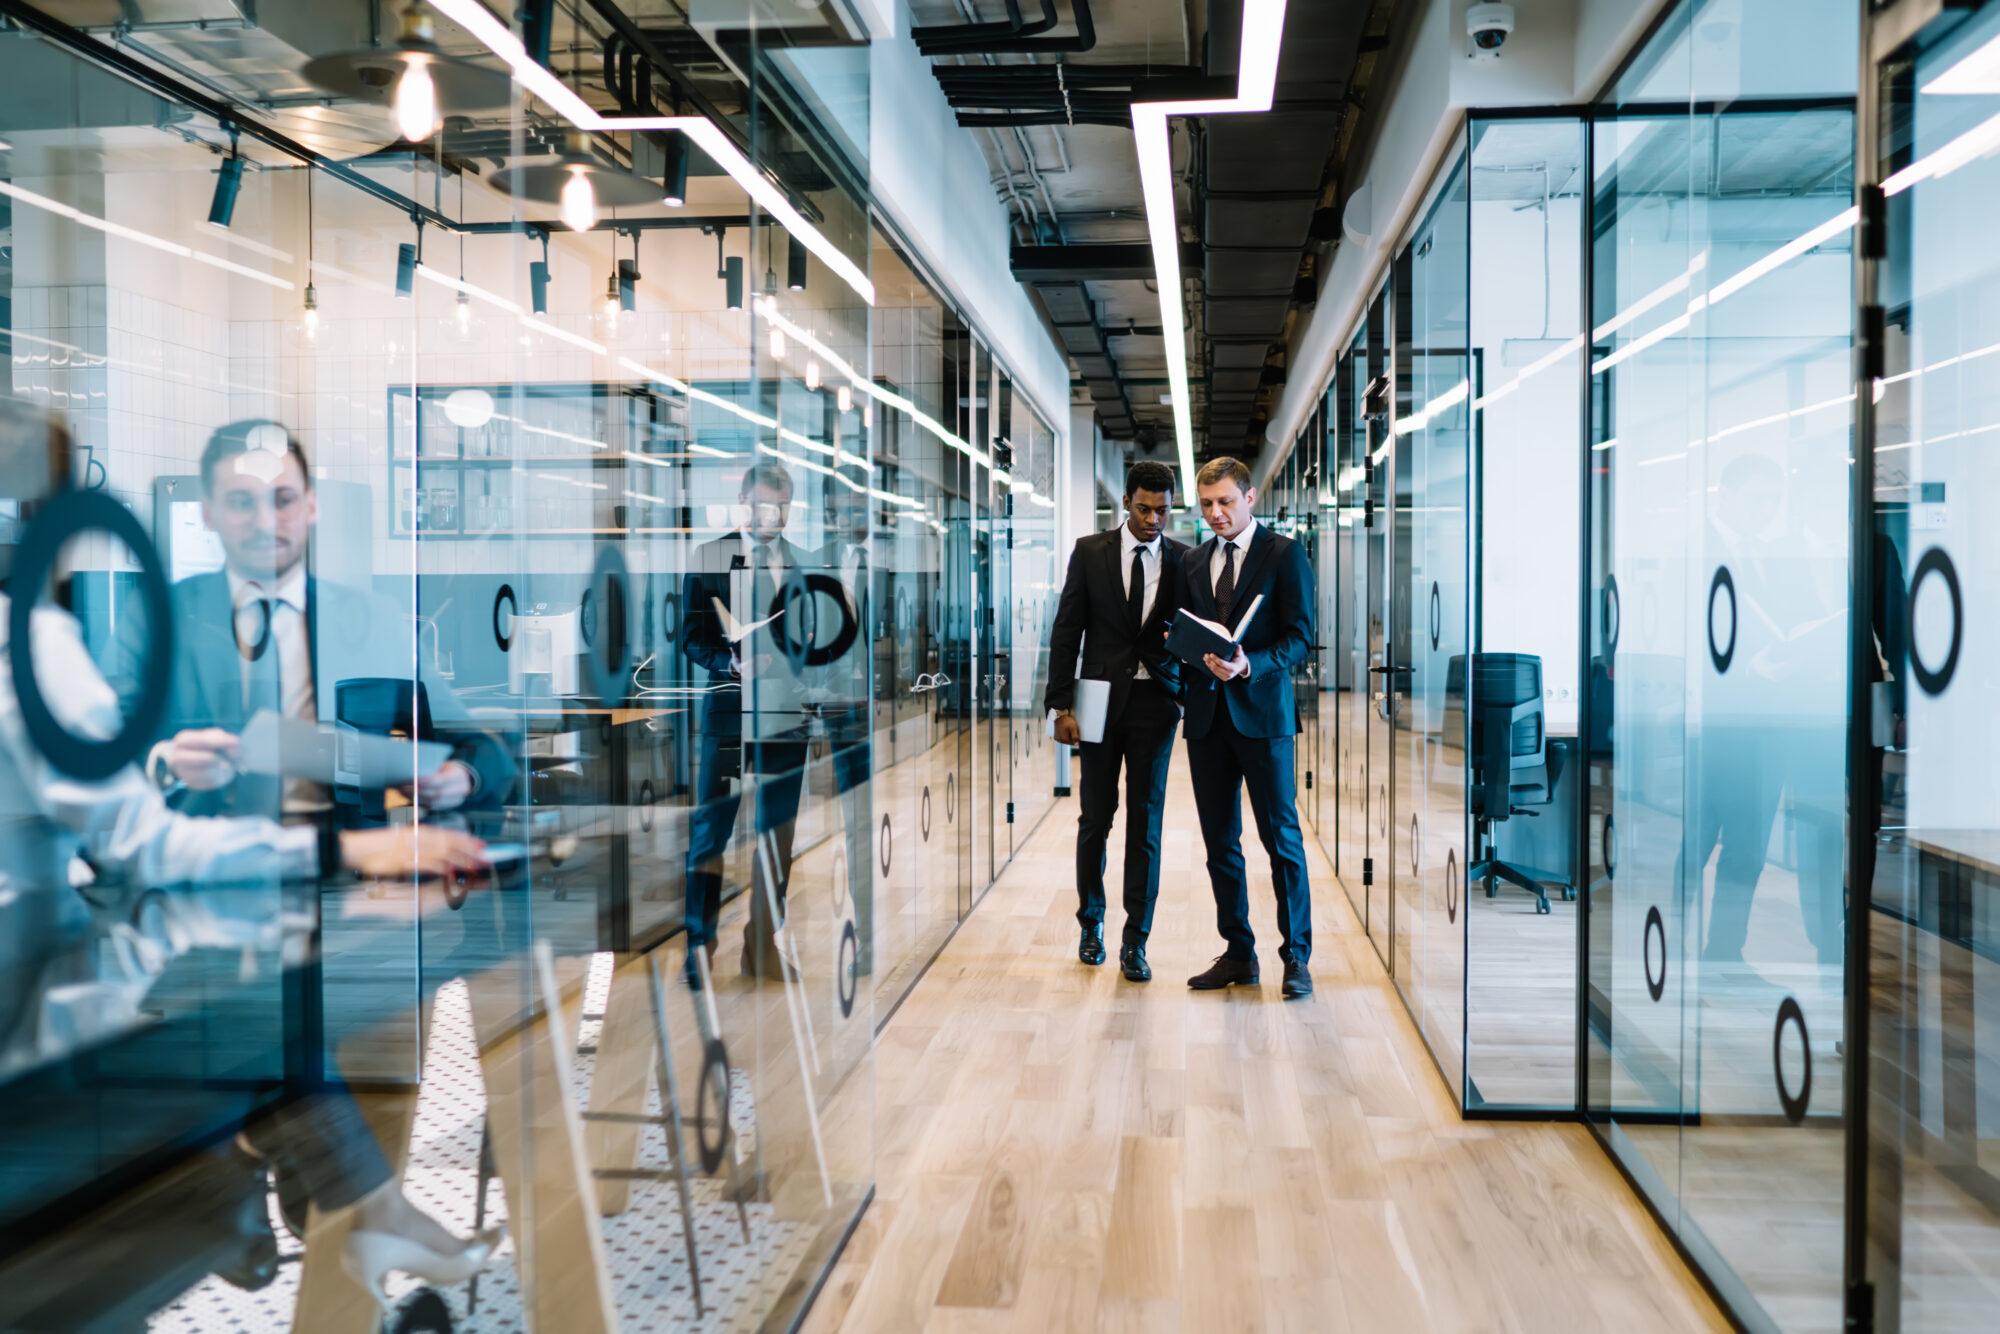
[150,955,809,1333]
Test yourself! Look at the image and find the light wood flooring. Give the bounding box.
[799,767,1728,1334]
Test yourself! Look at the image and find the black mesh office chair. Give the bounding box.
[1464,653,1571,915]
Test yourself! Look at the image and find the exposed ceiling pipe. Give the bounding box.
[913,0,1053,52]
[915,0,1095,56]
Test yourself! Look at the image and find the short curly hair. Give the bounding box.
[1125,460,1176,499]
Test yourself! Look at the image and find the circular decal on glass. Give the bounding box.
[235,596,273,663]
[896,586,912,632]
[837,920,859,1019]
[1410,813,1419,876]
[878,813,892,877]
[774,570,859,670]
[695,1037,730,1173]
[1428,581,1441,652]
[1643,905,1667,1003]
[1773,996,1811,1125]
[831,847,849,915]
[492,583,516,652]
[1707,567,1737,674]
[658,588,680,641]
[1603,575,1620,656]
[947,771,957,822]
[1446,849,1459,923]
[585,545,632,706]
[921,785,932,841]
[9,489,174,780]
[1908,547,1962,697]
[638,779,655,833]
[1602,812,1617,879]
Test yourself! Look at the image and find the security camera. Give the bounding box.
[1467,2,1515,59]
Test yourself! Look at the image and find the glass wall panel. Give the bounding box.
[1586,2,1856,1326]
[1465,116,1586,1112]
[1865,7,2000,1328]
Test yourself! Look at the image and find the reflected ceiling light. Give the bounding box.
[454,288,472,334]
[490,132,656,232]
[423,0,875,304]
[804,361,822,390]
[302,2,511,145]
[836,385,852,413]
[1922,31,2000,95]
[1133,0,1289,484]
[661,131,689,206]
[788,235,807,292]
[208,149,244,229]
[863,404,873,429]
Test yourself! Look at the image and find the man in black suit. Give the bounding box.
[1181,456,1317,999]
[1045,460,1188,982]
[680,461,811,986]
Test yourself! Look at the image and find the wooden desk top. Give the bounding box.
[1907,829,2000,878]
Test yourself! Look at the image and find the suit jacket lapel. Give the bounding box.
[1227,525,1279,630]
[189,573,244,729]
[1188,537,1219,618]
[1099,530,1137,631]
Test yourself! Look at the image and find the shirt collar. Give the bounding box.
[1119,523,1160,558]
[228,563,306,612]
[1219,516,1258,552]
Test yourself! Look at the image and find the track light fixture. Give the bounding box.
[618,256,638,313]
[302,2,511,146]
[396,240,417,298]
[724,257,744,311]
[788,235,807,292]
[208,137,243,229]
[660,131,689,207]
[529,231,550,314]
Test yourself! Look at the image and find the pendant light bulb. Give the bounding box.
[561,166,598,232]
[394,57,439,143]
[603,273,620,329]
[837,384,852,413]
[455,288,471,333]
[805,360,822,391]
[303,282,319,340]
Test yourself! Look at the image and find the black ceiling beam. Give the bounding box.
[1013,243,1202,282]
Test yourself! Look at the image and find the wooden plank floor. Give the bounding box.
[801,768,1728,1333]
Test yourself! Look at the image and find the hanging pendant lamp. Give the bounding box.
[301,2,513,142]
[489,132,660,231]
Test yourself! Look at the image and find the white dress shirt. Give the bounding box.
[1121,523,1163,680]
[1209,515,1259,592]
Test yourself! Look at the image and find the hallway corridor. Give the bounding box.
[802,770,1727,1332]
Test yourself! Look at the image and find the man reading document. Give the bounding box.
[1178,457,1318,999]
[1045,462,1188,981]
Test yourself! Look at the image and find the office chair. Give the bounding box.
[1462,653,1571,915]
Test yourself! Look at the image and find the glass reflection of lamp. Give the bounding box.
[299,2,511,146]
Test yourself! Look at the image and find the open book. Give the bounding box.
[712,596,781,643]
[1164,594,1265,668]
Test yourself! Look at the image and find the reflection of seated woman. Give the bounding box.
[0,403,496,1308]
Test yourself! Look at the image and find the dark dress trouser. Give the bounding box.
[686,720,809,947]
[1186,701,1312,964]
[1074,678,1179,948]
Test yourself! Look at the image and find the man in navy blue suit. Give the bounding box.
[1179,456,1317,999]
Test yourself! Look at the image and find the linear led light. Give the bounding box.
[0,180,293,290]
[425,0,874,305]
[1921,32,2000,95]
[1133,0,1289,486]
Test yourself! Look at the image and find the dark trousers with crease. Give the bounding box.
[686,723,809,948]
[1187,702,1311,963]
[1074,678,1179,948]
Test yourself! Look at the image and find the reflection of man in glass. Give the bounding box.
[817,486,875,975]
[1696,450,1841,969]
[679,462,810,986]
[112,422,509,820]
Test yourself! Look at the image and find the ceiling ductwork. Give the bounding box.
[912,0,1097,57]
[934,63,1215,129]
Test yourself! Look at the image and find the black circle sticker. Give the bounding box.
[493,582,516,651]
[695,1037,730,1173]
[638,779,655,833]
[659,588,680,641]
[1774,996,1811,1124]
[1603,574,1621,656]
[1428,581,1441,652]
[585,544,631,705]
[235,596,273,663]
[9,489,173,780]
[773,570,858,670]
[1410,813,1419,876]
[1643,905,1667,1002]
[1446,849,1459,923]
[831,847,849,915]
[837,920,859,1018]
[921,785,932,841]
[878,813,892,876]
[947,771,957,822]
[1602,812,1617,879]
[1908,547,1962,697]
[1708,566,1737,674]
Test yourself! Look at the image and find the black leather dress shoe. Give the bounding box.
[1079,922,1106,965]
[1119,944,1151,982]
[1281,958,1313,999]
[1187,955,1259,989]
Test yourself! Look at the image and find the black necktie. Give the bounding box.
[1216,542,1237,623]
[1128,549,1146,626]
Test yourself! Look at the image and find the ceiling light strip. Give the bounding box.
[1130,0,1289,485]
[425,0,873,306]
[0,179,292,290]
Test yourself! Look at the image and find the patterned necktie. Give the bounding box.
[1216,542,1238,624]
[1128,549,1146,626]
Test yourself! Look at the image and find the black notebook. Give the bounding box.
[1164,594,1265,667]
